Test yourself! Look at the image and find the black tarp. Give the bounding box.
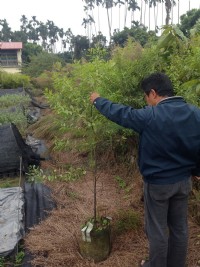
[24,182,56,231]
[0,123,40,176]
[0,88,26,96]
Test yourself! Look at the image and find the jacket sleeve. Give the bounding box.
[93,97,148,133]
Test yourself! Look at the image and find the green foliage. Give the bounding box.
[44,166,86,182]
[71,35,90,60]
[165,34,200,105]
[27,165,86,182]
[190,18,200,37]
[180,9,200,37]
[31,71,53,89]
[112,25,158,47]
[26,165,44,183]
[0,257,5,267]
[114,209,141,234]
[14,251,25,266]
[44,31,200,158]
[0,108,27,132]
[0,94,30,133]
[44,38,166,155]
[46,58,126,153]
[0,250,24,267]
[87,46,108,61]
[22,42,43,63]
[0,178,19,188]
[157,25,188,59]
[0,94,30,109]
[83,216,111,232]
[22,51,65,77]
[114,175,127,189]
[0,71,30,89]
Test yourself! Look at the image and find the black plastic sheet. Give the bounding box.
[24,182,56,231]
[0,123,40,177]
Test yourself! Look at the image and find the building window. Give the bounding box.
[0,50,18,67]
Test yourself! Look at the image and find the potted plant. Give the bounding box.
[78,110,112,263]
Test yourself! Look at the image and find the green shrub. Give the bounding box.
[44,39,165,156]
[22,51,64,77]
[0,71,30,89]
[0,94,30,134]
[26,165,86,183]
[31,71,53,90]
[44,31,200,160]
[0,109,28,133]
[0,94,30,109]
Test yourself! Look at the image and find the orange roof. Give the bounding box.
[0,42,23,50]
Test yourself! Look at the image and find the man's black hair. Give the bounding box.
[141,72,174,97]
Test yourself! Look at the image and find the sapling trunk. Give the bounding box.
[91,106,97,223]
[93,169,97,222]
[92,145,97,223]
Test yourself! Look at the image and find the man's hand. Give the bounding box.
[90,92,100,104]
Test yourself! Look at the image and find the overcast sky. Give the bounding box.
[1,0,200,39]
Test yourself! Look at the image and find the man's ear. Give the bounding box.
[151,89,157,98]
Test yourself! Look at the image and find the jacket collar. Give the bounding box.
[157,96,184,105]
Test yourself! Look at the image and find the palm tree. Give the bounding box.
[83,5,91,42]
[128,0,140,27]
[83,0,97,37]
[26,17,40,44]
[95,0,103,33]
[58,28,64,52]
[177,0,180,24]
[149,0,159,31]
[46,20,59,53]
[102,0,114,43]
[37,22,48,50]
[63,28,74,53]
[0,19,12,41]
[140,0,143,25]
[20,15,28,34]
[165,0,176,25]
[124,0,128,27]
[143,0,148,26]
[162,0,164,26]
[148,0,176,28]
[114,0,124,30]
[30,16,39,29]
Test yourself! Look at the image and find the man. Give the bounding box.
[90,72,200,267]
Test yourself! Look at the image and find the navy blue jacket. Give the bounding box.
[93,96,200,184]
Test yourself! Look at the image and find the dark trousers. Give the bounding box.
[143,178,192,267]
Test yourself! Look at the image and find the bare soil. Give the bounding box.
[24,150,200,267]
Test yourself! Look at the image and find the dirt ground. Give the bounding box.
[24,149,200,267]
